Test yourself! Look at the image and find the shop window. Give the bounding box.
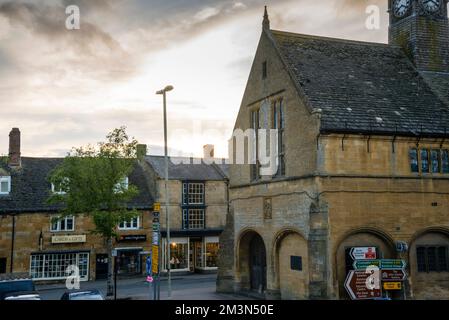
[442,150,449,173]
[420,149,429,173]
[30,252,89,280]
[116,249,141,275]
[0,258,6,274]
[0,176,11,195]
[169,242,188,270]
[416,246,449,272]
[51,216,75,232]
[206,242,219,268]
[409,149,419,173]
[118,217,139,230]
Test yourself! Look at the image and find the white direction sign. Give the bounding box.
[350,247,377,260]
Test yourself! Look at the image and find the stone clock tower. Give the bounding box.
[389,0,449,73]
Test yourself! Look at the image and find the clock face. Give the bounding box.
[393,0,412,18]
[420,0,442,14]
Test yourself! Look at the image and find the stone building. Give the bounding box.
[217,3,449,300]
[141,145,229,274]
[0,128,154,281]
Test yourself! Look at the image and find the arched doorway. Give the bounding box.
[237,230,267,294]
[335,229,395,299]
[249,235,267,292]
[409,229,449,299]
[274,230,309,299]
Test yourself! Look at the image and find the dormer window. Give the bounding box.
[51,177,69,195]
[114,177,129,193]
[0,176,11,195]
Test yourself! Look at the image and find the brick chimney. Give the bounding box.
[8,128,21,168]
[203,144,214,160]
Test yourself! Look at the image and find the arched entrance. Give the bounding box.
[249,235,267,292]
[237,230,267,294]
[274,229,309,299]
[335,229,395,299]
[409,228,449,299]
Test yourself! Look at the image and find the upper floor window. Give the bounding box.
[262,61,267,79]
[182,182,205,205]
[273,99,285,176]
[114,177,129,193]
[118,217,139,230]
[51,216,75,232]
[0,176,11,195]
[410,148,449,174]
[409,148,419,173]
[250,109,260,181]
[417,246,448,272]
[182,208,205,230]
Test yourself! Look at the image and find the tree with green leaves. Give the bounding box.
[48,127,140,297]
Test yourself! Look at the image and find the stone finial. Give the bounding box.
[263,6,270,30]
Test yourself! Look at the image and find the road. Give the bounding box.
[36,274,251,300]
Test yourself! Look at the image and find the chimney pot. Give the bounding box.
[8,128,21,168]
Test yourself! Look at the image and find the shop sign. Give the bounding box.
[154,202,160,212]
[51,235,86,244]
[118,235,147,242]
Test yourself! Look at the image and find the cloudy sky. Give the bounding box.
[0,0,388,158]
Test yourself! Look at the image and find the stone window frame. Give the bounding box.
[409,147,449,174]
[250,107,261,181]
[0,176,11,195]
[272,98,285,177]
[416,245,449,273]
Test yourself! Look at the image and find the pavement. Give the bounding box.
[36,273,252,300]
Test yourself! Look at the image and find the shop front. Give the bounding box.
[161,233,220,273]
[114,247,143,276]
[30,250,90,281]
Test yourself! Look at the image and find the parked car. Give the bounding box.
[60,289,104,300]
[0,274,40,300]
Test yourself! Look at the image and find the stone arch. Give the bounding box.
[272,228,309,299]
[408,227,449,300]
[334,227,396,299]
[236,228,267,294]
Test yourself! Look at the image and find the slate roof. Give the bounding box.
[144,155,229,181]
[0,157,153,214]
[270,30,449,137]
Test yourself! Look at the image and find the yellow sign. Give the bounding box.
[51,235,86,244]
[152,245,159,274]
[383,282,402,290]
[153,202,161,212]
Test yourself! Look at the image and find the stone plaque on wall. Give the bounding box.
[263,197,272,219]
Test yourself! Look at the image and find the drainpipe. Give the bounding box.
[10,214,16,273]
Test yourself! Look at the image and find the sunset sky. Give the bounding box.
[0,0,389,158]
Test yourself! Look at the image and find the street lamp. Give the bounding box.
[156,85,174,299]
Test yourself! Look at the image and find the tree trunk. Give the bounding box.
[106,236,114,297]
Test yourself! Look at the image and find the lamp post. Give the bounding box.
[156,85,174,298]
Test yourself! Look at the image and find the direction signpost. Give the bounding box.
[344,270,382,300]
[347,246,407,300]
[382,269,406,281]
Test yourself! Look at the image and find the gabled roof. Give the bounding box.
[144,155,229,181]
[270,30,449,137]
[0,157,153,214]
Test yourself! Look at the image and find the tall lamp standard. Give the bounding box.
[156,85,174,298]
